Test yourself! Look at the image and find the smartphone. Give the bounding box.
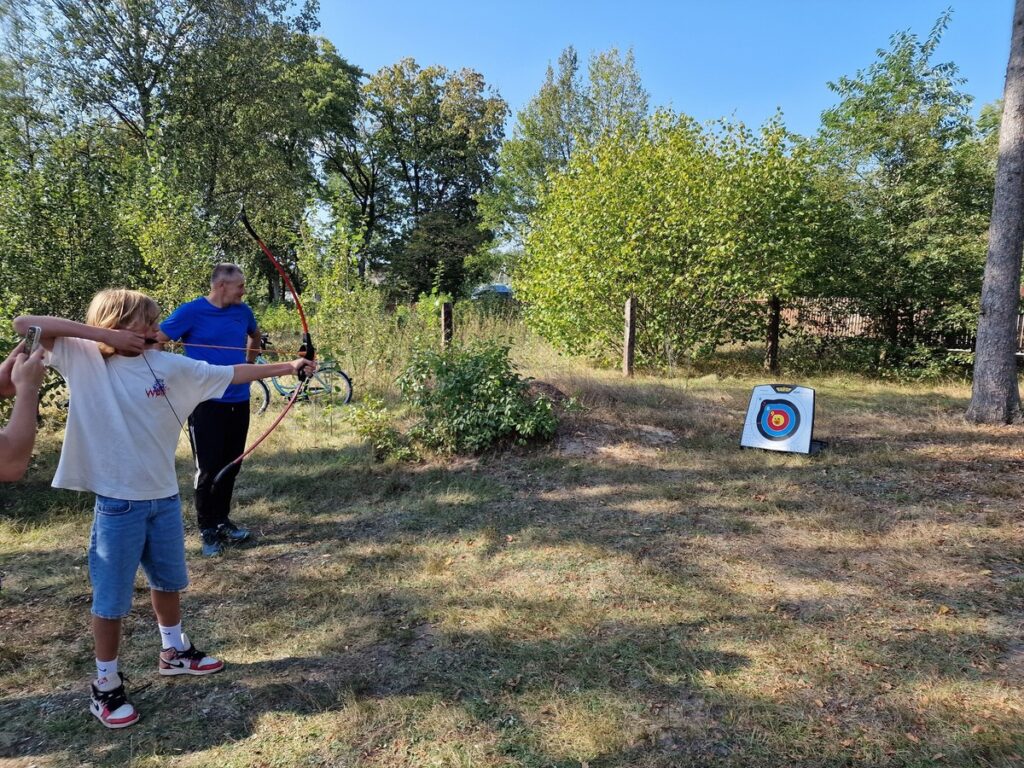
[23,325,42,353]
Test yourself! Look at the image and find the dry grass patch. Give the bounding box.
[1,363,1023,766]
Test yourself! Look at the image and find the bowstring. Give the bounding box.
[157,339,293,356]
[141,348,188,442]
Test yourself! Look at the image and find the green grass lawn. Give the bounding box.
[1,364,1022,767]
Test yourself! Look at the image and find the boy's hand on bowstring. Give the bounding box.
[289,358,318,378]
[12,345,46,394]
[105,329,148,354]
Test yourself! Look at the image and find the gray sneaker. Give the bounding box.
[200,529,223,556]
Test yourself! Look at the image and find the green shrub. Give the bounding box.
[398,340,557,453]
[349,397,417,462]
[256,303,297,335]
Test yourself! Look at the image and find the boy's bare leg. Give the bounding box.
[151,589,223,675]
[150,589,181,626]
[92,616,121,662]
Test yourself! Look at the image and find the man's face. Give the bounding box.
[219,275,246,305]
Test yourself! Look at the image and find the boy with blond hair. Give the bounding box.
[15,289,314,728]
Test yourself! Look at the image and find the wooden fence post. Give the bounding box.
[764,295,781,375]
[441,302,454,350]
[623,295,636,377]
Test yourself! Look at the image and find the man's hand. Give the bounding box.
[104,329,148,355]
[289,358,318,378]
[0,340,26,396]
[11,345,46,395]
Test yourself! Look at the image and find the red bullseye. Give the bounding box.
[768,410,790,430]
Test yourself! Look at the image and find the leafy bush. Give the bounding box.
[256,303,297,335]
[349,397,417,462]
[780,333,972,381]
[398,340,557,453]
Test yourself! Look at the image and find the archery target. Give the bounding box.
[757,400,800,441]
[741,385,815,454]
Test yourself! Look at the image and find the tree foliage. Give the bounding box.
[1,0,358,318]
[325,58,506,300]
[518,112,815,367]
[480,46,648,244]
[810,13,994,355]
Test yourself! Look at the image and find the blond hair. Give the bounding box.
[85,289,159,357]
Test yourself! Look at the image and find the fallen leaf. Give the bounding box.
[905,732,920,743]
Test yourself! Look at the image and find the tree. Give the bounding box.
[43,0,207,143]
[156,27,359,304]
[967,0,1024,423]
[812,13,993,360]
[585,47,648,143]
[517,112,815,368]
[327,58,506,299]
[481,46,648,244]
[29,0,329,307]
[0,5,147,318]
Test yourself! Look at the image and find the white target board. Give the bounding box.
[740,384,816,454]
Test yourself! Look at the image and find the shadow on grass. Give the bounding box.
[1,612,751,765]
[2,375,1022,766]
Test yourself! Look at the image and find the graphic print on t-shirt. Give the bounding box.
[147,377,169,399]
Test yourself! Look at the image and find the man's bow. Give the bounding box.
[211,207,315,486]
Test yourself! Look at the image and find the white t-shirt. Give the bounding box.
[48,338,233,500]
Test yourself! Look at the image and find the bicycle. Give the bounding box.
[250,334,353,415]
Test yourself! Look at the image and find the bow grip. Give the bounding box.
[297,332,315,382]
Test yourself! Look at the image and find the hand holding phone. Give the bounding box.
[11,343,45,394]
[23,325,42,353]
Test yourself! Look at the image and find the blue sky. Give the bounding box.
[318,1,1011,137]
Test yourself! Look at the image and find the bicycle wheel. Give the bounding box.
[308,365,353,405]
[331,369,353,404]
[249,380,270,415]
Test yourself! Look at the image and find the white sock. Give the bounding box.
[159,622,186,651]
[95,658,119,690]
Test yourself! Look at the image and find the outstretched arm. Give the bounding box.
[13,315,147,354]
[0,345,46,481]
[230,358,316,385]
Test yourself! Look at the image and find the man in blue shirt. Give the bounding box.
[158,264,261,556]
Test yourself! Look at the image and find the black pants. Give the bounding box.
[188,400,250,531]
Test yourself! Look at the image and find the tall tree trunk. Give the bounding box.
[967,0,1024,423]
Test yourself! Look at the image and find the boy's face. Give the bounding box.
[123,316,160,340]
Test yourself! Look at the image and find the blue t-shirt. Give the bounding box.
[160,297,258,403]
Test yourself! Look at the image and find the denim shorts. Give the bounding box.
[89,494,190,619]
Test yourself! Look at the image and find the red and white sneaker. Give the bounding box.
[90,675,139,729]
[158,634,224,676]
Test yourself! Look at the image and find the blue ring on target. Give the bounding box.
[756,399,801,441]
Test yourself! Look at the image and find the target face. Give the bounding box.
[756,399,800,441]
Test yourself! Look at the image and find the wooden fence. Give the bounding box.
[780,298,1024,354]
